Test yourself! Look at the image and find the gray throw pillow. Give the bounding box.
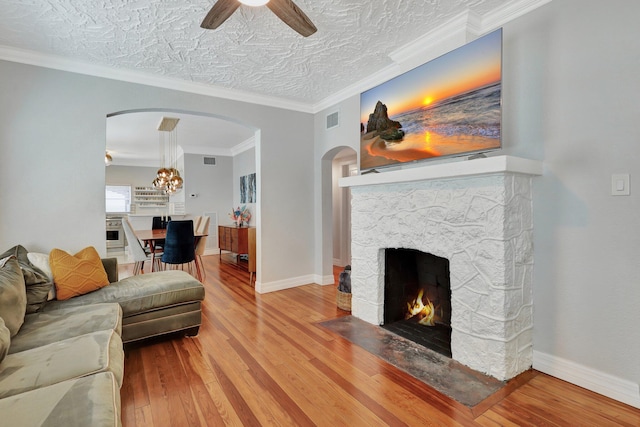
[0,256,27,336]
[0,245,51,313]
[0,317,9,363]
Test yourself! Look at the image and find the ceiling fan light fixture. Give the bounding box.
[238,0,270,6]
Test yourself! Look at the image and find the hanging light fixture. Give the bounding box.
[153,117,184,194]
[105,152,113,166]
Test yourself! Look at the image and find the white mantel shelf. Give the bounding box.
[339,155,543,188]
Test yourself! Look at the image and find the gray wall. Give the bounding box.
[313,96,361,282]
[314,0,640,397]
[0,62,314,287]
[508,0,640,385]
[183,153,233,228]
[232,147,256,226]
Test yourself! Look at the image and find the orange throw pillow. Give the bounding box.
[49,247,110,300]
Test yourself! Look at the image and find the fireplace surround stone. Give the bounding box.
[340,156,543,380]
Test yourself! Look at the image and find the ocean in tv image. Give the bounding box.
[360,29,502,170]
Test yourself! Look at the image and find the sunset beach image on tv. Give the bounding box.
[360,29,502,171]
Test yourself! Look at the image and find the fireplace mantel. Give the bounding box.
[340,155,543,188]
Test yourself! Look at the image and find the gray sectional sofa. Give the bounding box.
[0,245,205,426]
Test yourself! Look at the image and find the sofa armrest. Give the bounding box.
[101,258,119,283]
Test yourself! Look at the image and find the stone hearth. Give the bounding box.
[340,156,543,380]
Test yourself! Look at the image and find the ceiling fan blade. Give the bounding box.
[200,0,241,30]
[266,0,317,37]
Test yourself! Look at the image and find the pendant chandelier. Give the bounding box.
[152,117,184,194]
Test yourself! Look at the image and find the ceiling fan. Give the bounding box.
[201,0,317,37]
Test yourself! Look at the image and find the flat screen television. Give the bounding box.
[360,28,502,172]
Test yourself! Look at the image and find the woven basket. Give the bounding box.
[337,290,352,312]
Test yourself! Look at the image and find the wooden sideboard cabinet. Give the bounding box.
[218,225,256,284]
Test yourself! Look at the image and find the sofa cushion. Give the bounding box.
[0,329,124,399]
[0,256,27,336]
[44,270,205,318]
[50,247,110,300]
[0,317,10,363]
[0,372,121,427]
[0,245,52,313]
[9,303,122,354]
[27,251,56,300]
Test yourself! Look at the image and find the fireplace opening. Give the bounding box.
[382,248,452,357]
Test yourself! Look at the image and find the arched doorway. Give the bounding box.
[320,146,357,282]
[104,108,259,270]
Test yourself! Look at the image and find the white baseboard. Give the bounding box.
[255,273,335,293]
[333,258,346,267]
[316,274,335,286]
[533,350,640,409]
[255,274,315,294]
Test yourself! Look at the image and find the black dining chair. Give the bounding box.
[152,216,171,229]
[161,220,197,276]
[151,216,171,250]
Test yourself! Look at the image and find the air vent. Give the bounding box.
[203,156,216,165]
[326,111,339,129]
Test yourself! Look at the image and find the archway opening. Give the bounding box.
[320,146,357,283]
[104,108,259,278]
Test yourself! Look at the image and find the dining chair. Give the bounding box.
[161,220,197,276]
[152,216,171,229]
[151,216,171,250]
[192,216,203,235]
[122,218,162,274]
[194,216,210,282]
[196,215,209,235]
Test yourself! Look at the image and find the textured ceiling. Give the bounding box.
[0,0,517,105]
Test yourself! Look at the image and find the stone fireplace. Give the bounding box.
[340,156,543,380]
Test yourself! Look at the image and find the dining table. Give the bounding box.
[135,228,208,272]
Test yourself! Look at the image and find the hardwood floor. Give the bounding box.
[119,256,640,426]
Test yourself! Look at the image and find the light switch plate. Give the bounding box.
[611,174,630,196]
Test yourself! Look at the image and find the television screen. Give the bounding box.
[360,28,502,171]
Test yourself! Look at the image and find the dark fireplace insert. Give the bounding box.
[383,248,452,357]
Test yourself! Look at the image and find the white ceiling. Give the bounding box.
[106,111,255,167]
[0,0,540,165]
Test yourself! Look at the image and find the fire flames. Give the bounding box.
[406,289,436,326]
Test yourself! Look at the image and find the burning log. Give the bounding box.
[406,289,437,326]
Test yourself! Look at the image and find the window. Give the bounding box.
[106,185,131,213]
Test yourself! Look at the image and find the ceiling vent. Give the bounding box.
[203,156,216,165]
[326,111,339,129]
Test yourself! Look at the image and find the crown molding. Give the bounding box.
[311,0,553,113]
[0,45,315,114]
[230,137,256,156]
[387,10,481,65]
[482,0,553,29]
[110,158,158,168]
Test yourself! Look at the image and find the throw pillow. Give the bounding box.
[49,247,110,301]
[0,245,51,313]
[0,317,10,363]
[27,252,56,300]
[0,256,27,336]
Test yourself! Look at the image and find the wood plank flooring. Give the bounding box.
[119,256,640,426]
